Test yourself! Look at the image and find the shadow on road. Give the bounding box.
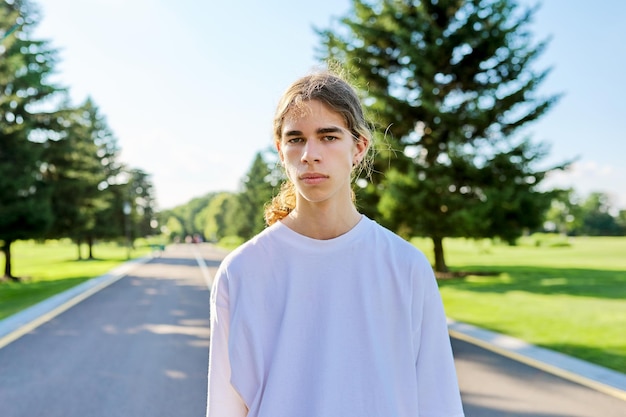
[452,338,626,417]
[0,254,212,417]
[146,255,222,269]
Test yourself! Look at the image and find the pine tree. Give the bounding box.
[125,168,158,238]
[237,149,281,239]
[43,101,102,258]
[80,99,123,258]
[42,98,123,259]
[318,0,565,272]
[0,0,61,279]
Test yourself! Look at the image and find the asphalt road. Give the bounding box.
[0,244,223,417]
[453,338,625,416]
[0,243,624,417]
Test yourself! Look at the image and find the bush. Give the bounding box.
[218,235,245,250]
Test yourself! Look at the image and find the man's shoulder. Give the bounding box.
[220,223,283,268]
[367,219,423,254]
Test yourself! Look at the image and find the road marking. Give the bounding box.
[192,246,215,290]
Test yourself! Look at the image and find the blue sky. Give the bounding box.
[32,0,626,210]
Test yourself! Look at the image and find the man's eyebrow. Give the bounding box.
[283,126,345,137]
[284,130,303,137]
[317,126,344,135]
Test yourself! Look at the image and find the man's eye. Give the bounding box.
[322,135,338,142]
[287,138,304,144]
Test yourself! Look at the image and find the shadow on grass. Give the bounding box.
[438,266,626,300]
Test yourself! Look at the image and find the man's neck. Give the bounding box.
[282,204,362,240]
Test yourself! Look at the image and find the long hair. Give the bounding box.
[264,71,372,226]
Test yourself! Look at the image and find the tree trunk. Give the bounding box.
[432,236,448,273]
[76,239,82,260]
[2,239,18,281]
[87,236,94,260]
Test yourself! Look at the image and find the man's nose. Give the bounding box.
[301,140,321,164]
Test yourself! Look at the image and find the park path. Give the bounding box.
[0,243,624,416]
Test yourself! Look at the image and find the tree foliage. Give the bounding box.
[126,168,158,238]
[159,193,217,240]
[0,0,60,278]
[1,1,156,274]
[575,192,625,236]
[159,150,282,244]
[317,0,565,271]
[545,190,625,236]
[42,99,111,256]
[201,192,240,242]
[543,188,582,235]
[237,149,281,239]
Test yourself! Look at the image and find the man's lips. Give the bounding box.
[299,173,329,184]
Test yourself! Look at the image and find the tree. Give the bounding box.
[201,192,240,242]
[41,98,125,259]
[318,0,565,272]
[179,194,216,238]
[0,0,61,279]
[159,192,217,240]
[617,210,626,235]
[575,192,625,236]
[42,99,108,259]
[81,100,125,257]
[543,188,582,235]
[84,166,158,256]
[126,168,158,237]
[164,215,184,242]
[237,149,281,239]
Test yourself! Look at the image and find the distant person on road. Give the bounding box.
[207,70,465,417]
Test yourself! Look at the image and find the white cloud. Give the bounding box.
[543,160,626,210]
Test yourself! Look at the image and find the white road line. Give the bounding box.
[192,246,215,290]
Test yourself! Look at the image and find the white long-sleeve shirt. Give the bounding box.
[207,216,465,417]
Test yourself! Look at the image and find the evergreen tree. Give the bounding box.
[89,167,157,257]
[0,0,61,278]
[82,99,123,257]
[126,168,158,238]
[42,98,122,259]
[42,100,106,258]
[318,0,565,272]
[237,149,281,239]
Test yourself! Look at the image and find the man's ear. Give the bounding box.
[354,135,370,162]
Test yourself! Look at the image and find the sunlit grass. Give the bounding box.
[412,235,626,372]
[0,239,152,320]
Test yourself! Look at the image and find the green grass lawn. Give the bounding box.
[412,235,626,373]
[0,239,152,320]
